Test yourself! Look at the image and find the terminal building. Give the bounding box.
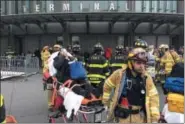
[0,0,184,55]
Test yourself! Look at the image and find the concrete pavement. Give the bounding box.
[1,74,165,123]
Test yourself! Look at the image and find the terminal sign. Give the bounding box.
[22,1,129,13]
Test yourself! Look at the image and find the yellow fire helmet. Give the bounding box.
[163,44,169,49]
[159,44,165,49]
[128,48,148,70]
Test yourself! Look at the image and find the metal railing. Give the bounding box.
[0,56,40,80]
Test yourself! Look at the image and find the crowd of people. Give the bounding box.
[40,38,184,123]
[0,38,184,123]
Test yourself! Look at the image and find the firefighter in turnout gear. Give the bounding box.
[41,46,51,73]
[86,43,110,95]
[159,45,175,93]
[110,45,127,74]
[0,94,6,123]
[102,48,160,123]
[169,45,181,63]
[72,44,85,65]
[46,44,62,111]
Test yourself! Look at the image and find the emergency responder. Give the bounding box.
[86,43,110,96]
[0,94,6,123]
[160,44,175,93]
[154,44,165,83]
[110,45,127,74]
[169,45,180,63]
[41,46,50,73]
[46,44,62,111]
[134,39,156,82]
[102,48,160,123]
[160,44,175,75]
[72,44,85,65]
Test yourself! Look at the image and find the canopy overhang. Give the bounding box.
[1,12,184,35]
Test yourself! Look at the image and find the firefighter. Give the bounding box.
[72,44,85,65]
[160,44,175,76]
[110,45,127,74]
[46,44,62,112]
[41,46,51,73]
[159,44,175,93]
[155,44,165,83]
[86,43,110,96]
[169,45,181,63]
[102,48,160,123]
[134,39,156,81]
[0,94,6,123]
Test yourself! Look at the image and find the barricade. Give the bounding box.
[0,56,40,80]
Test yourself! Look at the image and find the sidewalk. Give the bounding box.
[1,71,25,80]
[1,74,48,123]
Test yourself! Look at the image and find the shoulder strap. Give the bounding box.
[117,71,126,101]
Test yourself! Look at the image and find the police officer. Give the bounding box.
[86,43,109,96]
[110,45,127,74]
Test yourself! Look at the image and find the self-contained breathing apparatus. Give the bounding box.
[114,48,148,120]
[114,69,147,119]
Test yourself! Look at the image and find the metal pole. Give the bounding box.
[24,59,28,81]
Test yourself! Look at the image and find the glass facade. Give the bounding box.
[0,0,179,15]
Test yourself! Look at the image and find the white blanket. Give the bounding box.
[48,49,73,76]
[58,87,84,118]
[48,51,59,76]
[162,104,184,123]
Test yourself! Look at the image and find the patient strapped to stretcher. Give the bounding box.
[52,79,102,118]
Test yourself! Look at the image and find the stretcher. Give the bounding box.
[48,79,106,123]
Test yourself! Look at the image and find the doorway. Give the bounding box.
[14,36,23,55]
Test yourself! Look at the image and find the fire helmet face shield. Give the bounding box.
[128,48,148,63]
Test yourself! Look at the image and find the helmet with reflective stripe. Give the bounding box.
[134,39,148,49]
[93,42,104,53]
[72,44,81,52]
